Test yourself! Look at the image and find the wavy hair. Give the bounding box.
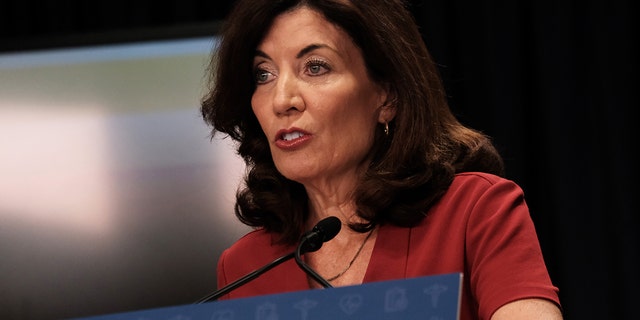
[201,0,505,244]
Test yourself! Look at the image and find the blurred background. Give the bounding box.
[0,0,637,319]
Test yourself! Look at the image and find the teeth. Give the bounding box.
[282,131,304,141]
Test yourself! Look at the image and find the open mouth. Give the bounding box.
[281,131,305,141]
[275,128,312,150]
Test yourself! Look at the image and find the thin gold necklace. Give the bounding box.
[326,229,375,282]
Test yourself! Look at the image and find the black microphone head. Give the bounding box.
[313,216,341,242]
[299,216,342,253]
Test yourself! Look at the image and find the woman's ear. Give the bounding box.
[378,103,397,124]
[377,85,397,124]
[378,91,397,124]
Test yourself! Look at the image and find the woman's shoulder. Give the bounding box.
[451,171,522,192]
[221,229,295,267]
[437,172,526,211]
[454,171,506,184]
[227,228,272,250]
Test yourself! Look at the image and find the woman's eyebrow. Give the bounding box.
[254,50,271,60]
[296,43,330,58]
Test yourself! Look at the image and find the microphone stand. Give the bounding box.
[295,238,333,288]
[195,252,294,304]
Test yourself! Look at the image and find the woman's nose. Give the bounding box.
[272,73,304,115]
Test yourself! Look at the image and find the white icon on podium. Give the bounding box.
[338,294,363,315]
[384,287,409,312]
[255,302,278,320]
[294,299,318,320]
[424,284,448,308]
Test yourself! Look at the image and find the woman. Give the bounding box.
[201,0,562,319]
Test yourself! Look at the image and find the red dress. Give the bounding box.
[216,172,561,319]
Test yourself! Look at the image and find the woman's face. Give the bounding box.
[251,7,390,189]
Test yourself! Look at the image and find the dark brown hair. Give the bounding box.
[201,0,505,244]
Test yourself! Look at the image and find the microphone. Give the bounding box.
[295,216,341,288]
[195,216,341,303]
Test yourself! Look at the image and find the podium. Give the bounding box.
[76,273,462,320]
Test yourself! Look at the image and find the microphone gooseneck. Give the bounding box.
[195,216,341,304]
[294,216,342,288]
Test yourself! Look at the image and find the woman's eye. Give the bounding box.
[306,60,329,76]
[254,69,273,84]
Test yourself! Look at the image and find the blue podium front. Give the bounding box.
[77,273,462,320]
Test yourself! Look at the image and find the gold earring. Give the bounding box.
[384,122,389,135]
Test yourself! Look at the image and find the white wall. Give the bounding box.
[0,37,250,319]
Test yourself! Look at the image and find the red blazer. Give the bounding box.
[217,172,560,320]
